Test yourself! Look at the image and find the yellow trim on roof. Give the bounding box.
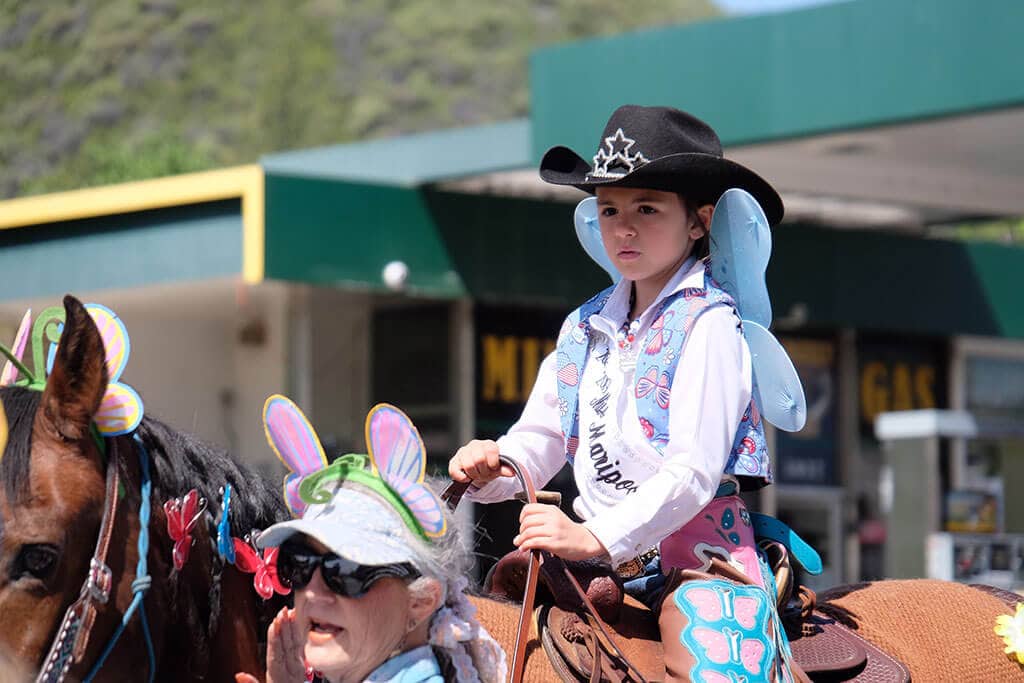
[241,169,265,283]
[0,165,266,284]
[0,165,260,230]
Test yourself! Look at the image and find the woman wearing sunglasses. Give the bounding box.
[234,440,506,683]
[238,462,499,679]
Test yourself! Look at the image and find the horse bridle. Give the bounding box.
[35,433,156,683]
[442,457,541,683]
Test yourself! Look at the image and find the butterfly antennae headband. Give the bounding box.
[263,398,447,541]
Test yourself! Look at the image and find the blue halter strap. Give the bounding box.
[36,433,157,683]
[83,433,156,682]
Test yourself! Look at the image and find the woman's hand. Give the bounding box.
[235,607,306,683]
[514,504,609,561]
[449,439,515,485]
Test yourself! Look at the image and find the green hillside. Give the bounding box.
[0,0,719,198]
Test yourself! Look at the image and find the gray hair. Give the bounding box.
[404,486,506,683]
[405,511,472,591]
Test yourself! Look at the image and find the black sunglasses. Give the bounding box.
[276,540,420,598]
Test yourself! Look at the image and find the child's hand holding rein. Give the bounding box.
[514,503,609,562]
[449,439,516,484]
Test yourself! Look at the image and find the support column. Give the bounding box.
[449,298,478,575]
[876,410,976,579]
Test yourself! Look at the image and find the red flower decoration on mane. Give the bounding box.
[233,536,290,599]
[164,489,207,571]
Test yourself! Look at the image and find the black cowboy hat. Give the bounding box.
[539,105,784,226]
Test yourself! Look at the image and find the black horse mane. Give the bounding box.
[0,387,42,502]
[135,410,288,674]
[1,386,286,531]
[136,413,287,535]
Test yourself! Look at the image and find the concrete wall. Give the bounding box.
[0,280,291,478]
[113,280,292,477]
[289,286,373,456]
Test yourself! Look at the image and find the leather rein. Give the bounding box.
[442,457,540,683]
[35,433,156,683]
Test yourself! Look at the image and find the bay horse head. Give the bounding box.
[0,296,287,681]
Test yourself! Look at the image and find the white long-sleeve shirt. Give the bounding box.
[468,259,753,567]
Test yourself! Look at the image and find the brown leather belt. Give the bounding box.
[614,547,659,580]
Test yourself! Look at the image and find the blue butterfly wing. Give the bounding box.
[744,321,807,433]
[709,189,772,328]
[217,484,236,563]
[574,197,622,283]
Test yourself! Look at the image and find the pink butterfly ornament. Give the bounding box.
[365,403,447,538]
[85,304,144,436]
[263,395,329,517]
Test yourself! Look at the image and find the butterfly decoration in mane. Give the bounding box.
[573,188,807,433]
[164,489,208,571]
[216,484,236,564]
[233,535,289,599]
[1,304,144,436]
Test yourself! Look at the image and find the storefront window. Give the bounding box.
[776,338,838,487]
[371,302,451,468]
[962,353,1024,534]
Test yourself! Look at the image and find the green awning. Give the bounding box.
[264,174,467,298]
[530,0,1024,158]
[261,119,536,299]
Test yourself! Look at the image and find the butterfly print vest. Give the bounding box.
[555,266,772,485]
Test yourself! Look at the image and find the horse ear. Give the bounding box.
[39,296,109,442]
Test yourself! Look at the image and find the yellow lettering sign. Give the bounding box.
[890,363,913,411]
[915,365,936,409]
[860,360,939,422]
[860,361,888,423]
[481,334,557,404]
[482,335,519,402]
